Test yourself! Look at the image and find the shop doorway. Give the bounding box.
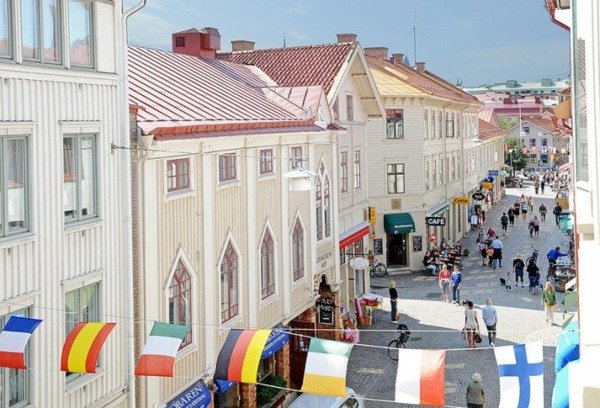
[387,233,408,267]
[289,320,315,389]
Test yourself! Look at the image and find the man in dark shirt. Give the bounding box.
[553,204,563,226]
[500,213,509,235]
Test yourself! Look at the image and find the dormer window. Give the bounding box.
[175,36,185,47]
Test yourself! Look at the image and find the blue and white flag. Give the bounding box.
[495,342,544,408]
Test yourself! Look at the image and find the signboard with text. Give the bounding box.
[452,196,470,205]
[472,192,486,201]
[425,216,446,226]
[481,182,493,190]
[316,296,335,325]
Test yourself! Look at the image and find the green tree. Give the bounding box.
[504,136,528,171]
[497,116,518,131]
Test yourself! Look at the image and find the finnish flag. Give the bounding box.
[495,342,544,408]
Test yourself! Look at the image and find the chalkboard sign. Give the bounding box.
[316,296,335,325]
[412,235,423,252]
[373,238,383,255]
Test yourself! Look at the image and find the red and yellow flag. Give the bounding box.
[61,322,116,373]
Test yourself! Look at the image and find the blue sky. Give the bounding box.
[127,0,570,87]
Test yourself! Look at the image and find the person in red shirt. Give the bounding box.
[438,264,451,302]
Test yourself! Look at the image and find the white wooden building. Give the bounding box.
[0,1,134,406]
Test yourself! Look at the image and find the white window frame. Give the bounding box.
[259,223,277,302]
[68,0,95,68]
[0,135,29,238]
[259,149,274,176]
[340,151,348,194]
[424,160,430,191]
[354,150,361,190]
[218,152,238,184]
[346,94,354,122]
[423,109,429,140]
[386,163,405,194]
[20,0,62,64]
[63,133,98,224]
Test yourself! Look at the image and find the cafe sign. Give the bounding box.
[425,216,446,226]
[316,296,335,325]
[481,182,493,190]
[472,192,485,201]
[452,196,470,205]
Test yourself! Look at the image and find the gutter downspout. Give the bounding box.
[119,2,146,408]
[459,104,470,238]
[441,100,455,240]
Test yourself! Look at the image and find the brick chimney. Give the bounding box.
[392,53,404,65]
[336,33,357,43]
[364,47,388,60]
[416,61,426,72]
[172,27,221,59]
[231,40,255,52]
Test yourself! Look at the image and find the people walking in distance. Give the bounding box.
[531,216,540,237]
[553,203,563,226]
[507,207,515,226]
[527,196,534,212]
[547,246,567,266]
[476,224,484,243]
[389,280,399,323]
[527,258,541,294]
[528,219,535,238]
[539,203,547,222]
[534,179,540,194]
[439,264,451,302]
[486,227,497,241]
[513,253,525,288]
[513,200,520,219]
[491,237,503,269]
[451,265,462,304]
[470,212,479,230]
[486,246,494,267]
[481,298,497,347]
[541,281,557,325]
[500,213,508,235]
[541,179,546,193]
[519,194,528,221]
[477,240,487,266]
[464,301,480,348]
[466,373,486,408]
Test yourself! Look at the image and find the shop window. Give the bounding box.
[168,260,192,348]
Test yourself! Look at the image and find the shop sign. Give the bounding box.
[316,296,335,325]
[425,216,446,226]
[452,196,470,205]
[373,238,383,255]
[481,182,493,190]
[472,192,485,201]
[412,235,423,252]
[261,325,290,359]
[428,232,437,243]
[368,207,376,224]
[166,379,212,408]
[317,250,333,272]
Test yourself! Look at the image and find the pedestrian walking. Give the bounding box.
[470,212,479,230]
[451,265,462,304]
[491,237,503,269]
[439,265,451,302]
[532,215,540,237]
[481,298,497,347]
[541,179,546,193]
[528,219,535,238]
[513,253,525,288]
[519,194,528,220]
[500,212,508,235]
[389,280,399,323]
[534,179,540,194]
[553,203,563,226]
[527,259,541,294]
[507,207,515,226]
[466,373,487,408]
[539,203,547,222]
[541,281,557,325]
[486,246,494,267]
[477,240,487,266]
[527,196,534,212]
[463,301,480,348]
[513,201,520,218]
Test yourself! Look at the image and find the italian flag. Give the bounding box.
[135,322,189,377]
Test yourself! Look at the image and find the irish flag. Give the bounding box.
[395,349,446,407]
[61,322,116,373]
[0,316,42,369]
[301,338,353,397]
[135,322,189,377]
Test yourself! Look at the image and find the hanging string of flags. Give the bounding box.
[0,317,548,407]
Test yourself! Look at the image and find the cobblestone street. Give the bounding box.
[347,181,571,407]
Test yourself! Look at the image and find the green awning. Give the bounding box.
[384,213,416,234]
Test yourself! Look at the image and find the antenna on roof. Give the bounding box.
[412,12,426,68]
[283,29,287,48]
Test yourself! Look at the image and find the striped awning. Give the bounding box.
[339,221,370,249]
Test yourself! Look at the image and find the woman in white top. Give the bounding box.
[464,301,480,348]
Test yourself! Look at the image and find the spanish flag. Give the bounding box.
[214,329,271,383]
[61,322,116,373]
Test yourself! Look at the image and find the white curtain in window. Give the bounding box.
[80,136,96,217]
[69,0,91,66]
[6,139,26,230]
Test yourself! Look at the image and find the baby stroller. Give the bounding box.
[529,272,541,295]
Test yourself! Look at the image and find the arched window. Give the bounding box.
[220,242,239,322]
[315,177,323,240]
[260,230,275,299]
[292,220,304,281]
[323,175,331,237]
[169,261,192,347]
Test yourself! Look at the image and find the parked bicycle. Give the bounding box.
[387,324,411,360]
[369,259,388,278]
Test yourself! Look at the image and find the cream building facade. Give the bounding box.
[0,0,136,406]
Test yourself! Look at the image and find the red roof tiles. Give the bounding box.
[218,43,354,94]
[478,119,506,140]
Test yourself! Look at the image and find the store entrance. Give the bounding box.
[387,233,408,267]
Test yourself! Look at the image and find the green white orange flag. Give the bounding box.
[301,338,353,397]
[135,322,189,377]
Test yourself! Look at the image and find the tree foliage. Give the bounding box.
[497,116,518,131]
[504,136,528,171]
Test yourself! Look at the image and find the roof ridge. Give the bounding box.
[218,41,353,56]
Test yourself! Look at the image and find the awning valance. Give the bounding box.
[384,213,415,234]
[339,221,370,249]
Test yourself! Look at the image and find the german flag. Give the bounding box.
[61,322,116,373]
[214,329,272,383]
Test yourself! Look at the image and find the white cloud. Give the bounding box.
[127,11,179,49]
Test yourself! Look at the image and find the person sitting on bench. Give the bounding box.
[423,251,438,276]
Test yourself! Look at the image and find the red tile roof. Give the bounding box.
[522,116,570,135]
[218,43,355,94]
[478,119,506,140]
[366,55,481,105]
[128,46,314,136]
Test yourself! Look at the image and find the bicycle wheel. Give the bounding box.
[375,263,387,278]
[387,339,404,360]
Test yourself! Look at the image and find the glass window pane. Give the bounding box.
[79,136,96,218]
[69,0,92,66]
[0,0,10,57]
[65,290,79,333]
[81,284,98,322]
[21,0,40,60]
[6,139,27,234]
[63,137,77,222]
[42,0,60,62]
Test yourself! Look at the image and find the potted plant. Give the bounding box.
[257,375,287,407]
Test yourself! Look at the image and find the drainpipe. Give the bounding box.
[118,2,146,408]
[441,100,454,240]
[459,104,470,238]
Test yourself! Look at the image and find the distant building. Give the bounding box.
[464,78,570,104]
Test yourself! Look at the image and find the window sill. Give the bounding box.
[0,232,36,249]
[260,294,279,308]
[165,188,196,201]
[65,368,104,395]
[258,173,276,181]
[218,179,241,189]
[220,315,243,332]
[175,343,198,361]
[292,277,307,289]
[64,218,103,233]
